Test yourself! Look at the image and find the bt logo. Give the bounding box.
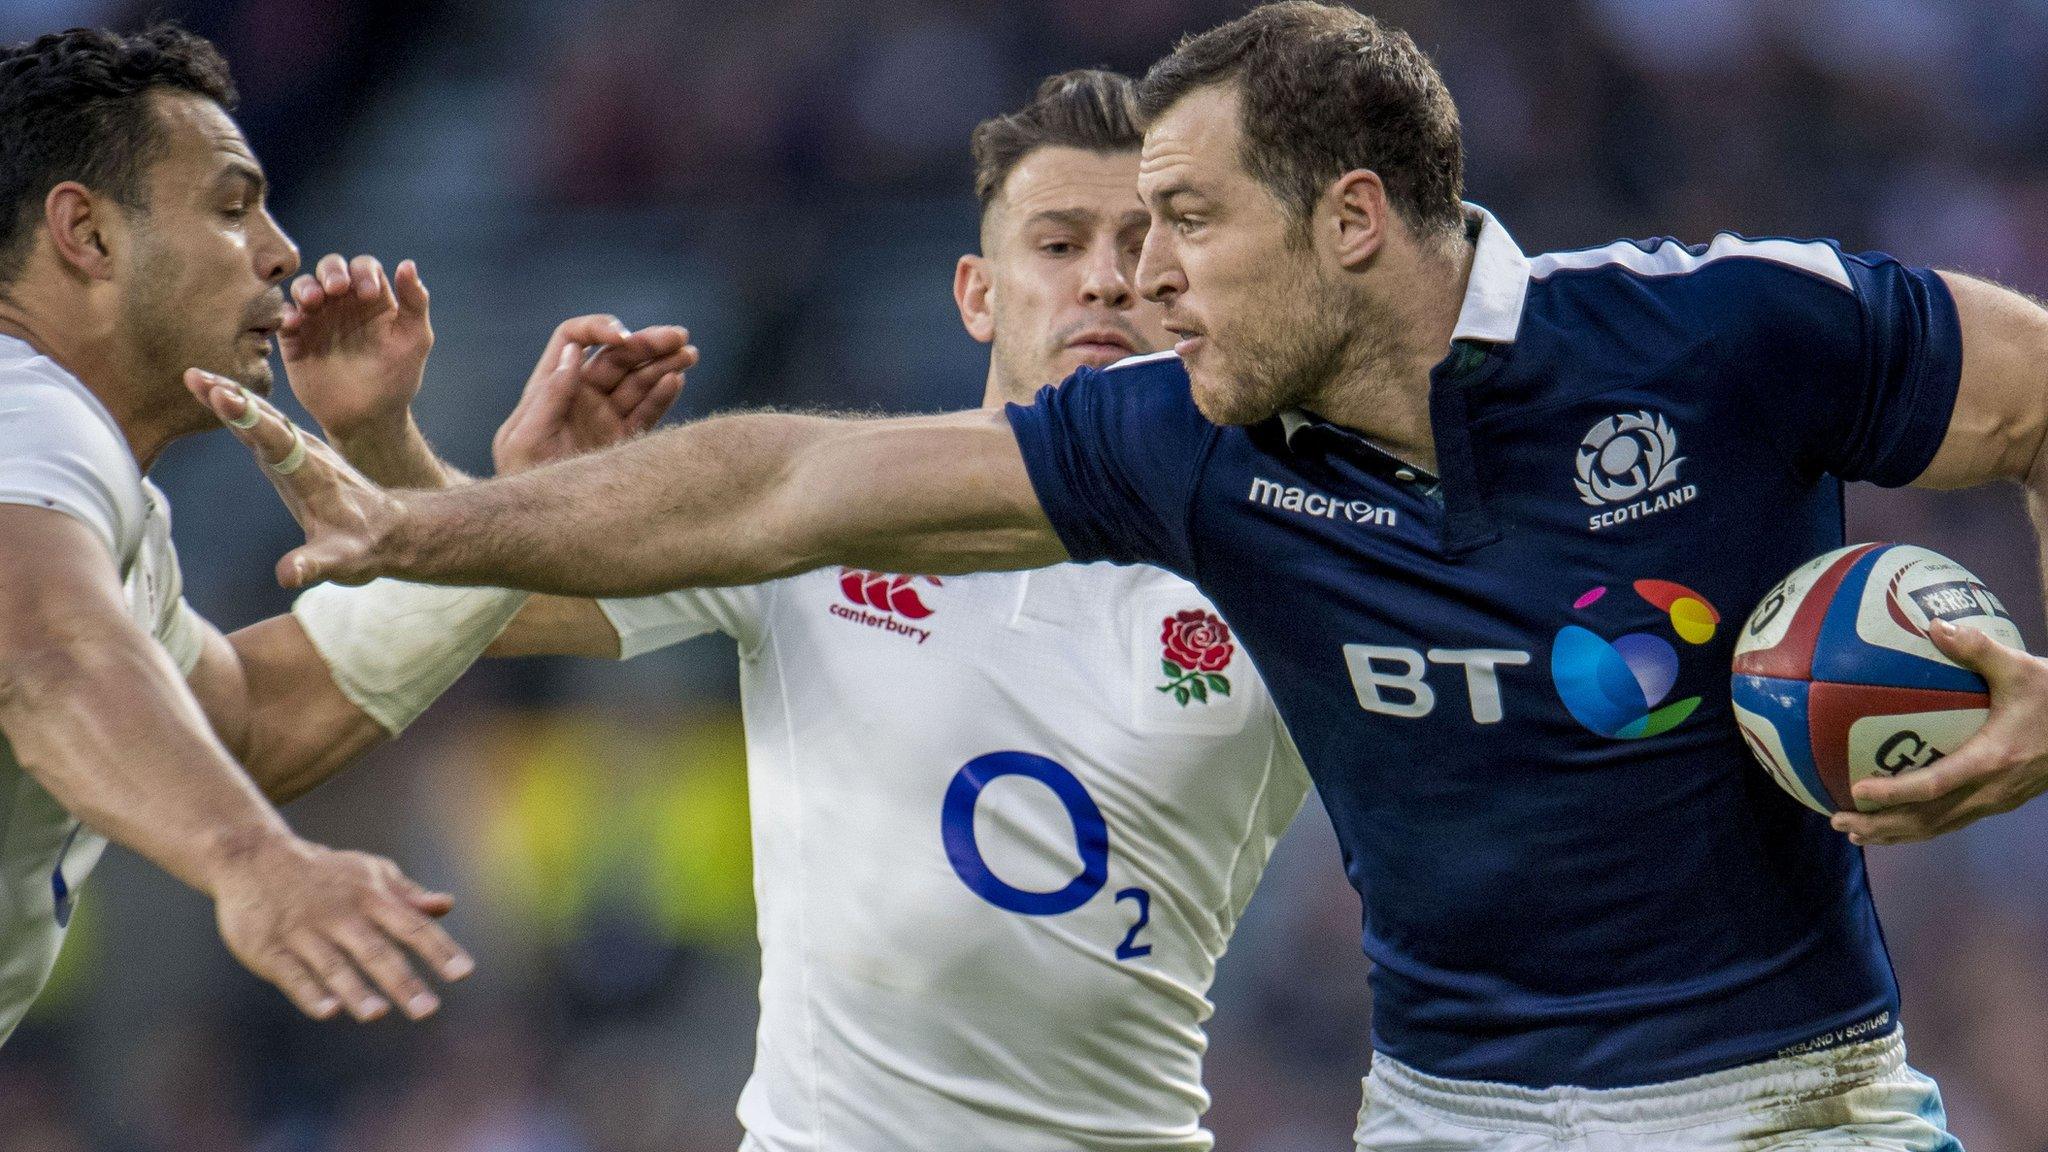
[1343,647,1532,723]
[1338,578,1722,737]
[1552,580,1720,740]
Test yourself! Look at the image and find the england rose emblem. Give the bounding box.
[1158,610,1234,706]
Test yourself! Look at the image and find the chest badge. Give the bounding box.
[1575,410,1699,531]
[1157,610,1235,706]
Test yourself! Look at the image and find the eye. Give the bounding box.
[220,203,249,222]
[1172,216,1203,236]
[1041,241,1077,257]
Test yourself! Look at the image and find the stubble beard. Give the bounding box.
[1191,253,1368,428]
[123,240,274,438]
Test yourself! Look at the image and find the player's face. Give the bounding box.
[119,91,297,410]
[962,147,1162,403]
[1137,84,1351,426]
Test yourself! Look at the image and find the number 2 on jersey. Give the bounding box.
[1114,887,1153,959]
[941,751,1151,962]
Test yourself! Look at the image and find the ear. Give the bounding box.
[44,181,119,282]
[1326,169,1390,272]
[954,253,995,345]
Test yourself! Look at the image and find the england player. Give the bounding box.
[282,70,1310,1152]
[202,2,2048,1147]
[0,25,683,1036]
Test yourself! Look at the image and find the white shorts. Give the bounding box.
[1354,1031,1961,1151]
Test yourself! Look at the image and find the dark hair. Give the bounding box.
[0,23,238,282]
[971,68,1142,210]
[1137,2,1464,237]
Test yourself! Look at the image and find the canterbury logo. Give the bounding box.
[838,569,941,619]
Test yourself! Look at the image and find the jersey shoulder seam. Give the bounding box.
[1528,234,1852,294]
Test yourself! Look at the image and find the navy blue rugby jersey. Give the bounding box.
[1004,206,1963,1089]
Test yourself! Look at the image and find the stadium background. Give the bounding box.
[4,0,2048,1148]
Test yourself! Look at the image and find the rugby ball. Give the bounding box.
[1731,543,2026,815]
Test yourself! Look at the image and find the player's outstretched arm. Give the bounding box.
[1835,271,2048,844]
[189,374,1068,598]
[0,507,473,1022]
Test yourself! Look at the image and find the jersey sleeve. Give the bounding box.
[0,383,133,559]
[1003,358,1217,578]
[599,584,769,659]
[159,599,208,677]
[1717,245,1962,486]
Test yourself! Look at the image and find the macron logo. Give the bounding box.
[1247,477,1397,527]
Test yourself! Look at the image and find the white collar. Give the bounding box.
[1449,202,1529,345]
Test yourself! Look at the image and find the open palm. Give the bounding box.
[280,253,434,436]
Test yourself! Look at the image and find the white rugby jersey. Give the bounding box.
[602,562,1310,1152]
[0,336,206,1042]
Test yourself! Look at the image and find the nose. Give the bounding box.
[1078,238,1134,310]
[1136,224,1183,305]
[255,208,300,285]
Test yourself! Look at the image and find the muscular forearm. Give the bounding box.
[220,616,388,804]
[384,412,842,596]
[488,595,622,659]
[372,408,1058,597]
[0,633,290,894]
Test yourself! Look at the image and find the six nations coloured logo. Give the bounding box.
[1158,610,1234,706]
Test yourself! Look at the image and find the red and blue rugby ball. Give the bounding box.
[1732,543,2026,815]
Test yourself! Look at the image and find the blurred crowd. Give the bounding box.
[2,0,2047,1149]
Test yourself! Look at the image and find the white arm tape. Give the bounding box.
[291,579,529,736]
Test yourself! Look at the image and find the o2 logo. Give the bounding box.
[940,751,1151,961]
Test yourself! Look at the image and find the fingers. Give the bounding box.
[602,354,676,418]
[627,371,684,433]
[266,951,343,1021]
[534,315,632,381]
[580,326,692,394]
[394,258,430,319]
[279,543,329,590]
[293,930,390,1022]
[331,917,439,1019]
[385,865,460,921]
[405,886,457,919]
[1851,743,1998,809]
[1832,787,1988,845]
[290,253,397,316]
[1926,619,2024,685]
[370,889,472,982]
[524,343,584,431]
[290,272,326,313]
[347,254,388,303]
[186,370,304,470]
[317,252,351,297]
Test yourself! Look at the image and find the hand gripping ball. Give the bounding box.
[1732,543,2026,814]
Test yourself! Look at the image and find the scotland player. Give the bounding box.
[276,72,1309,1152]
[203,3,2048,1147]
